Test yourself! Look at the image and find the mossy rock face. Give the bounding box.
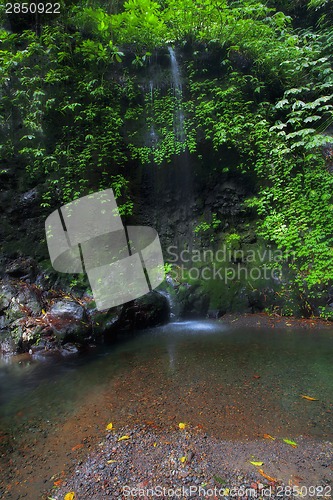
[176,283,210,319]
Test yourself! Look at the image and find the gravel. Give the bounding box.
[52,425,333,499]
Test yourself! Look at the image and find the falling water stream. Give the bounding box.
[168,47,186,142]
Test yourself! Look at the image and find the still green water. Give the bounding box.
[1,321,332,439]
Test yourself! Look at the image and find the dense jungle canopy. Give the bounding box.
[0,0,333,316]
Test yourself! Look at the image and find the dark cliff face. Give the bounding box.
[0,43,332,339]
[0,46,257,264]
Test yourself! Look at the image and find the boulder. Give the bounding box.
[118,291,170,331]
[47,299,90,341]
[5,257,37,279]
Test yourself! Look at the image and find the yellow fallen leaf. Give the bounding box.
[118,435,130,441]
[293,486,305,497]
[153,442,157,447]
[263,433,276,440]
[250,461,264,466]
[178,422,186,429]
[106,422,113,430]
[64,493,75,500]
[259,469,277,482]
[301,395,318,401]
[42,309,46,315]
[180,456,187,463]
[283,438,298,448]
[107,460,117,464]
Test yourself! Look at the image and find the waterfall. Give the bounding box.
[149,81,158,147]
[168,47,182,94]
[158,290,178,320]
[168,47,185,142]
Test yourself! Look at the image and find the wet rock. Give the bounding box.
[0,283,15,313]
[60,343,80,356]
[85,295,122,339]
[16,286,42,316]
[50,300,85,320]
[118,291,170,331]
[177,283,210,319]
[2,298,26,328]
[207,309,226,319]
[0,337,16,356]
[5,257,37,279]
[19,187,39,207]
[48,299,90,342]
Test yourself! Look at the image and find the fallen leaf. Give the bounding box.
[178,422,186,429]
[253,374,261,379]
[71,443,84,452]
[283,438,298,448]
[250,461,264,466]
[107,460,117,464]
[153,442,157,447]
[263,434,276,440]
[53,479,63,487]
[292,486,305,497]
[118,435,130,441]
[213,475,226,484]
[64,493,75,500]
[106,422,113,430]
[301,395,318,401]
[180,456,187,463]
[259,469,277,482]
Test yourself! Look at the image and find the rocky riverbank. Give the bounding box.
[0,271,170,357]
[1,263,332,360]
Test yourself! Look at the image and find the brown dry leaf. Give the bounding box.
[53,479,63,487]
[259,469,277,482]
[301,395,318,401]
[263,434,276,440]
[71,443,84,452]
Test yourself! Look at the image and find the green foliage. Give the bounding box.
[1,0,332,310]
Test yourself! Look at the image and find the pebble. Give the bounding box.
[52,428,333,500]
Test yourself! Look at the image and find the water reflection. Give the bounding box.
[0,321,333,439]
